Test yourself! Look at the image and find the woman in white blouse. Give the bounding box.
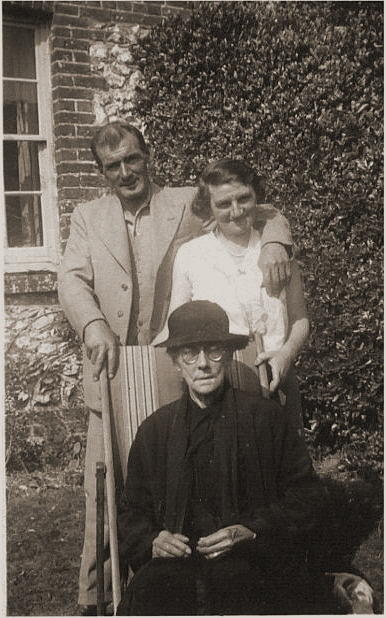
[154,159,309,432]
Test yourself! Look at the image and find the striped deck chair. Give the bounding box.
[97,341,265,615]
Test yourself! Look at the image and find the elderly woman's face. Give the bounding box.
[174,345,231,398]
[208,182,257,241]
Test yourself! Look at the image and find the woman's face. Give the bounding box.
[208,181,257,241]
[174,346,232,400]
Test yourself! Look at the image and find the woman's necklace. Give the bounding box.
[216,229,250,258]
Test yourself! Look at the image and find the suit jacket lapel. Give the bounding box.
[92,194,132,275]
[151,185,186,269]
[150,186,206,338]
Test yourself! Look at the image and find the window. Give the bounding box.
[3,21,57,272]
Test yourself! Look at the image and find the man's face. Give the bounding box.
[174,344,231,399]
[97,132,150,207]
[208,181,257,241]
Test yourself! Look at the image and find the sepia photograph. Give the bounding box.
[3,0,383,615]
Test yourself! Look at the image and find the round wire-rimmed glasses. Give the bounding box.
[180,345,226,365]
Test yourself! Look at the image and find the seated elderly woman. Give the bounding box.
[153,159,309,435]
[117,300,324,615]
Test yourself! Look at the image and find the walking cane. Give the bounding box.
[251,313,270,398]
[242,304,270,398]
[96,462,106,616]
[254,316,288,406]
[254,330,270,398]
[100,367,121,614]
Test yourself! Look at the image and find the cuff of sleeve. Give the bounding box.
[82,318,108,342]
[260,241,294,259]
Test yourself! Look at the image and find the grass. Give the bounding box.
[6,468,384,615]
[7,471,84,616]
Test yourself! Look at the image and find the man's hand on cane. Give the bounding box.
[196,525,256,560]
[84,319,119,381]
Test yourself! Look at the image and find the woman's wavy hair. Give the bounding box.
[192,159,266,220]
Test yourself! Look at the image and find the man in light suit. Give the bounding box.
[58,121,293,614]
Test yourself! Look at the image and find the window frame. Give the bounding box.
[3,20,58,273]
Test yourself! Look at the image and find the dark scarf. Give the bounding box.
[164,383,265,534]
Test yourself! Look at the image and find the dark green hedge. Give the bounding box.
[131,1,383,473]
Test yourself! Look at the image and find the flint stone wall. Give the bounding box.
[5,305,85,471]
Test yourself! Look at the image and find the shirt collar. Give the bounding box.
[122,184,153,223]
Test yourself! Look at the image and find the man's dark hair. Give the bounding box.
[192,159,265,220]
[91,121,149,171]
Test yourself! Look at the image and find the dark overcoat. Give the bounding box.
[118,385,321,573]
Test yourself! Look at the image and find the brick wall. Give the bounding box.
[4,1,192,468]
[4,0,192,297]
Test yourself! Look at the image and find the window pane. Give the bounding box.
[3,81,39,134]
[5,194,43,247]
[3,25,36,79]
[4,141,41,191]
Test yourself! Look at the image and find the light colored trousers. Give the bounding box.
[78,409,124,605]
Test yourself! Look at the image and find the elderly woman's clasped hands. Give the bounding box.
[152,524,255,560]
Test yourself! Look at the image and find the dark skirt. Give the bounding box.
[117,544,323,616]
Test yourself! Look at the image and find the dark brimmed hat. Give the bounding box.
[157,301,249,349]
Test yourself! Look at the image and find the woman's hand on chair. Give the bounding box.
[255,349,291,391]
[152,530,191,559]
[196,525,256,560]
